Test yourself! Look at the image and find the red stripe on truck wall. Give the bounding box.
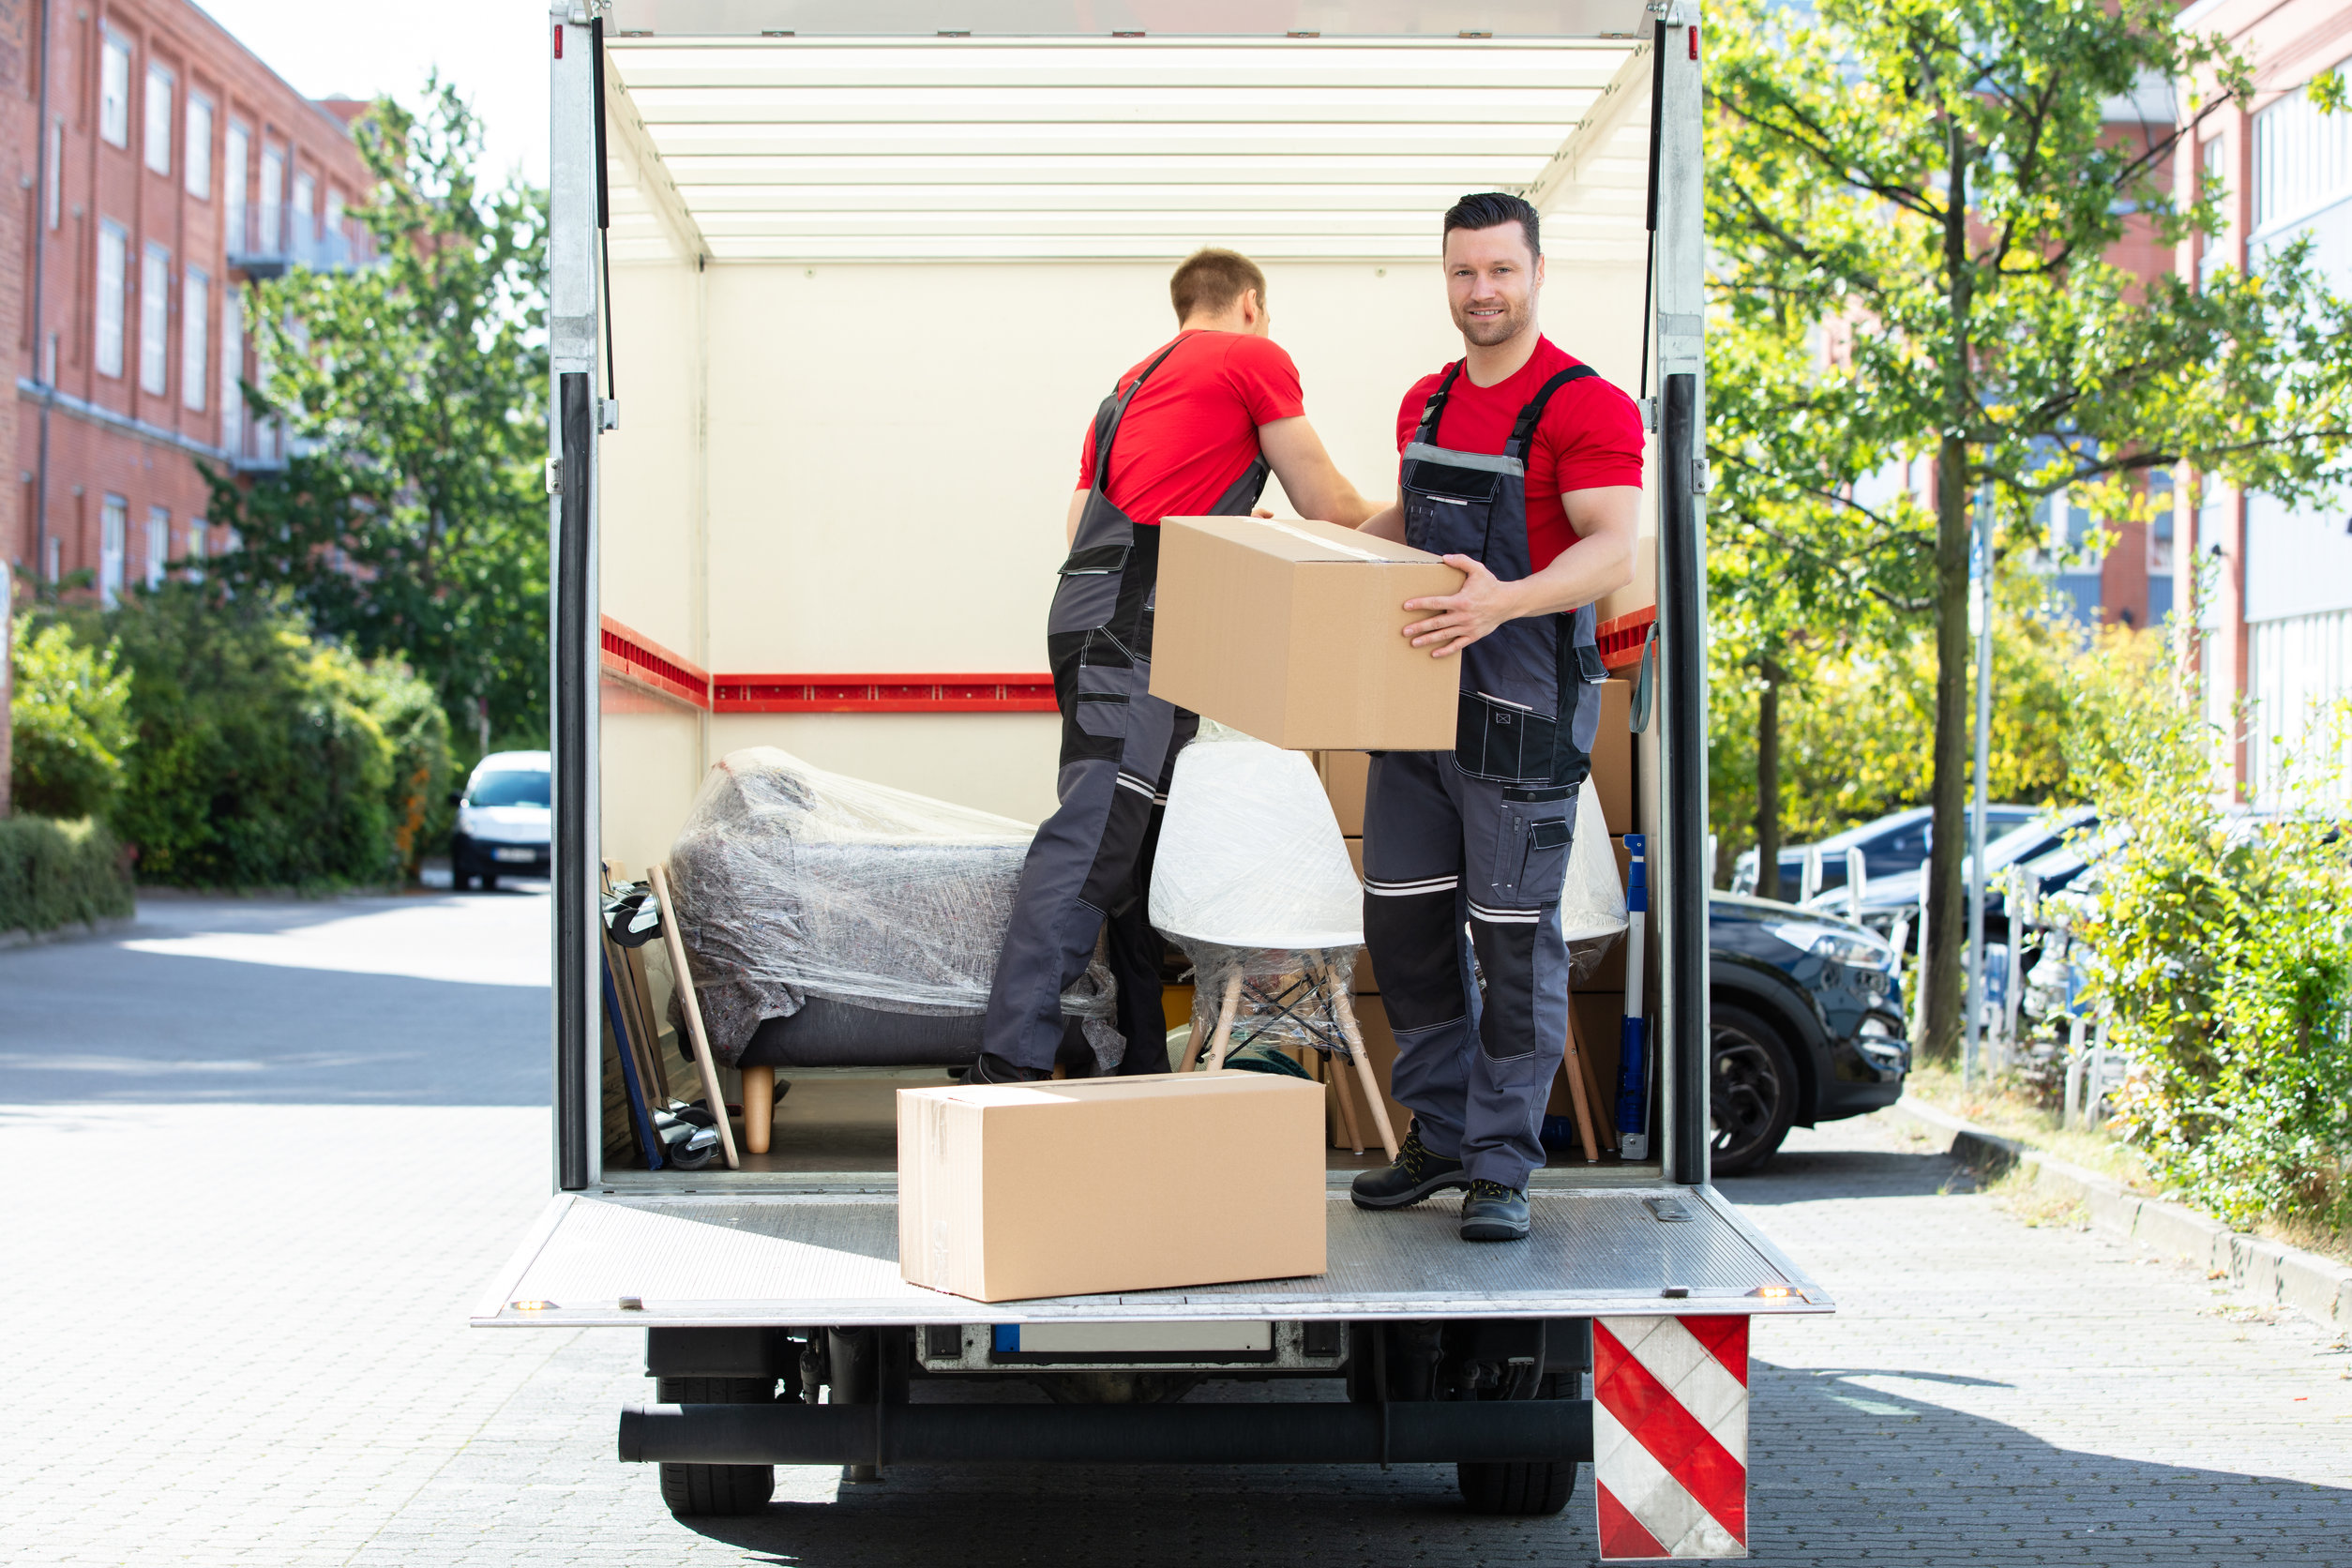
[597,617,1056,714]
[712,675,1059,714]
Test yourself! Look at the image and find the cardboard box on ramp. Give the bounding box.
[898,1072,1327,1303]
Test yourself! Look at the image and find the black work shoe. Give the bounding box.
[965,1051,1050,1085]
[1349,1126,1470,1211]
[1459,1180,1531,1243]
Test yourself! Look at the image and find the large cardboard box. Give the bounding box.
[1152,516,1463,750]
[1546,990,1627,1122]
[899,1074,1326,1302]
[1591,679,1634,835]
[1319,749,1369,836]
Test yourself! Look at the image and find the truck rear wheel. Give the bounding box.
[655,1376,776,1517]
[1456,1372,1579,1515]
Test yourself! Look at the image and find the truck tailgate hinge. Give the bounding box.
[545,458,563,496]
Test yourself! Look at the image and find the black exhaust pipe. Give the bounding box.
[620,1399,1591,1467]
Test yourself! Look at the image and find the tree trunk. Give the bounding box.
[1922,455,1974,1063]
[1921,119,1976,1064]
[1756,653,1783,900]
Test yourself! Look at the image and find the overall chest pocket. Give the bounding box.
[1047,544,1131,635]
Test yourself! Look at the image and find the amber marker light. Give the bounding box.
[511,1300,558,1312]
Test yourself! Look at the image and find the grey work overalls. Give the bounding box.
[981,336,1271,1074]
[1361,362,1611,1187]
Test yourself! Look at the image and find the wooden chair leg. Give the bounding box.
[1573,1015,1618,1154]
[1202,972,1244,1071]
[741,1065,775,1156]
[1327,980,1398,1161]
[1331,1044,1367,1155]
[1560,1003,1601,1165]
[647,863,741,1170]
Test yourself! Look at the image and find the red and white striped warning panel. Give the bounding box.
[1593,1315,1750,1560]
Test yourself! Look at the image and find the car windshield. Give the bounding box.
[470,770,550,807]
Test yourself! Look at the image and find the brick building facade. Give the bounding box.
[2175,0,2352,803]
[1,0,369,607]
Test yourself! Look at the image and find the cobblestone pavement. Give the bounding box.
[4,893,2348,1565]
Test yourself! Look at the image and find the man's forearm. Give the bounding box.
[1357,504,1407,543]
[1498,529,1636,620]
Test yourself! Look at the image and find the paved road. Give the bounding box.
[4,892,2347,1566]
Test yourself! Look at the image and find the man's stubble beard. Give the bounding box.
[1451,294,1533,348]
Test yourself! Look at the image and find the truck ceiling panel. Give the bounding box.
[605,34,1649,263]
[605,1,1656,40]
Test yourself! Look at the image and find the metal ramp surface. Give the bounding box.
[475,1187,1830,1328]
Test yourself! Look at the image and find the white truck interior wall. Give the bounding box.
[600,225,1654,855]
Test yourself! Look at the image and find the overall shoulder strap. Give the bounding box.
[1505,365,1600,460]
[1410,361,1466,446]
[1090,336,1190,497]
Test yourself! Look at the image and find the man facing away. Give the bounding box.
[1349,193,1644,1242]
[976,249,1380,1082]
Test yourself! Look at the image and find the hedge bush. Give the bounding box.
[0,815,135,937]
[2067,634,2352,1236]
[81,586,447,889]
[8,611,134,820]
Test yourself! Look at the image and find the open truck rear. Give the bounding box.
[486,3,1822,1556]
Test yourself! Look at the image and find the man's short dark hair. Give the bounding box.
[1170,248,1268,323]
[1442,191,1541,259]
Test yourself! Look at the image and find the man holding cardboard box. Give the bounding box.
[1348,194,1643,1241]
[977,249,1380,1084]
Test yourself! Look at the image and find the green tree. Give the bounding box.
[8,612,134,820]
[202,80,548,754]
[1707,0,2352,1059]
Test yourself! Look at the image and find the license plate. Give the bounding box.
[494,847,537,863]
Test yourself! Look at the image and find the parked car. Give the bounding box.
[1808,807,2099,952]
[449,751,551,891]
[1730,803,2041,899]
[1707,893,1908,1175]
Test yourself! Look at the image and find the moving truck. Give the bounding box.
[489,3,1823,1555]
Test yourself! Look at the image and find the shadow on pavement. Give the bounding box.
[1720,1143,1980,1205]
[1,947,547,1104]
[667,1358,2352,1568]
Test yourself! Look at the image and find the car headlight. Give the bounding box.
[1765,921,1895,968]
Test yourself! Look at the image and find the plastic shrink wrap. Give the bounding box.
[1151,728,1363,1055]
[664,746,1119,1068]
[1561,774,1629,983]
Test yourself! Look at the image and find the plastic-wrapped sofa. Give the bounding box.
[663,747,1115,1078]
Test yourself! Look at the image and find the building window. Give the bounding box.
[293,171,315,261]
[45,118,61,229]
[260,142,284,252]
[145,507,170,590]
[225,119,249,248]
[324,189,346,264]
[98,29,131,148]
[95,220,128,377]
[183,268,208,411]
[220,285,244,456]
[186,94,213,200]
[143,63,173,175]
[100,494,127,606]
[186,519,207,580]
[140,242,171,396]
[2254,61,2352,233]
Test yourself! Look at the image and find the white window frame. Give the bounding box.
[98,29,131,149]
[186,519,207,580]
[140,242,171,396]
[95,220,128,377]
[45,117,61,229]
[143,62,173,175]
[185,93,213,200]
[182,267,208,412]
[99,494,128,607]
[145,506,170,590]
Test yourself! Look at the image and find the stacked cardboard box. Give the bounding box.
[1311,678,1641,1155]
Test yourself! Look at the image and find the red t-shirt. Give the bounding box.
[1076,330,1305,526]
[1394,338,1645,571]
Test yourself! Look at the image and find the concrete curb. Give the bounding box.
[1887,1095,2352,1332]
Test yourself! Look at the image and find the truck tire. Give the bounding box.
[1456,1373,1579,1516]
[655,1376,776,1517]
[1710,1003,1800,1176]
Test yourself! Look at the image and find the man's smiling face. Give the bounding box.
[1443,222,1544,349]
